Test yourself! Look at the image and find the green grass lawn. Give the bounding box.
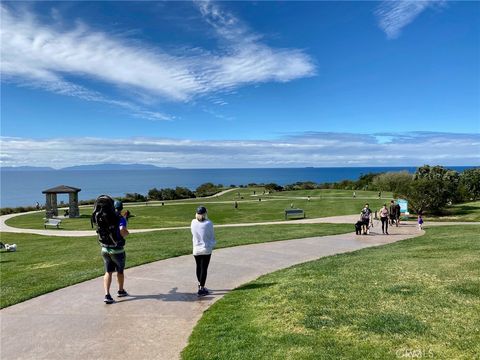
[0,223,351,308]
[182,225,480,360]
[6,189,391,230]
[425,201,480,222]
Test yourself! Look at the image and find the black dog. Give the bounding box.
[354,221,363,235]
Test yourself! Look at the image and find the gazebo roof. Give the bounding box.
[42,185,82,194]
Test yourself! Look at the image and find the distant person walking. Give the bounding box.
[191,206,216,297]
[353,191,356,199]
[360,203,372,235]
[379,204,389,235]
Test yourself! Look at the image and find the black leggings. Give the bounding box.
[194,254,211,287]
[381,217,389,233]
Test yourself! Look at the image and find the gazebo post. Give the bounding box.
[45,193,53,218]
[51,193,58,217]
[69,193,80,218]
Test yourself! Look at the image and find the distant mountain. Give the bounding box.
[1,166,55,171]
[61,164,176,171]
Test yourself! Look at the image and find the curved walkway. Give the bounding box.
[0,213,374,237]
[1,219,457,360]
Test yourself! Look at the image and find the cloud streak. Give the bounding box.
[1,132,478,169]
[0,3,315,117]
[375,0,445,39]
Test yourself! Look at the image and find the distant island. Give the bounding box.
[1,164,176,171]
[1,166,55,171]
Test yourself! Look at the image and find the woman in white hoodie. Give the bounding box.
[191,206,216,297]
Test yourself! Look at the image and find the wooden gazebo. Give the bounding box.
[42,185,81,218]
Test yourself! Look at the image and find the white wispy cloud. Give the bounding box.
[375,0,446,39]
[0,3,315,117]
[1,132,478,169]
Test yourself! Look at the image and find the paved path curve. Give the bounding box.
[1,220,443,360]
[0,213,369,237]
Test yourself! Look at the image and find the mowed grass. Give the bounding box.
[0,223,351,308]
[426,201,480,222]
[5,189,391,230]
[182,225,480,360]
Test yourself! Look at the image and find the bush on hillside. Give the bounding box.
[264,183,284,192]
[284,182,318,191]
[195,183,222,197]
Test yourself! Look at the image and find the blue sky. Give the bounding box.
[1,0,479,168]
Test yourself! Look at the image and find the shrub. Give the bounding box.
[195,183,222,197]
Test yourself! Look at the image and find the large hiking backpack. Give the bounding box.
[91,195,123,247]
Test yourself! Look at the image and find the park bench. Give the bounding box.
[285,208,305,220]
[44,218,62,229]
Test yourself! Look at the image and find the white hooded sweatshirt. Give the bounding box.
[191,219,216,255]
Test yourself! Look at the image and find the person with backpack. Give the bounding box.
[191,206,216,297]
[91,196,129,304]
[360,203,372,235]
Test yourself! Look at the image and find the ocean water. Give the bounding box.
[0,167,471,208]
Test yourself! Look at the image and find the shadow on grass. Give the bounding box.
[449,281,480,297]
[234,282,277,291]
[361,312,428,335]
[384,284,421,296]
[447,205,479,216]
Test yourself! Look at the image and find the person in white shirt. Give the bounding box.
[379,204,389,235]
[191,206,216,297]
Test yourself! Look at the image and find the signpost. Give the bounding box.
[397,199,409,215]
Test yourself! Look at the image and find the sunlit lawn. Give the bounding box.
[5,189,392,230]
[0,222,352,308]
[183,225,480,360]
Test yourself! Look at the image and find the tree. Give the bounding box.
[399,165,460,214]
[414,165,460,203]
[195,183,221,197]
[372,171,412,195]
[148,188,162,200]
[356,172,382,190]
[460,168,480,200]
[123,193,146,202]
[174,186,195,199]
[264,183,283,192]
[401,178,447,214]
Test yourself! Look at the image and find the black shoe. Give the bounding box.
[386,232,389,235]
[104,294,114,304]
[117,289,128,297]
[197,288,209,297]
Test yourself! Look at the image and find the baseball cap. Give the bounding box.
[196,206,207,214]
[114,200,123,211]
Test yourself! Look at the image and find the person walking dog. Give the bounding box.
[191,206,216,297]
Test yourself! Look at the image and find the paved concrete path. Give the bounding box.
[1,220,432,360]
[0,213,367,237]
